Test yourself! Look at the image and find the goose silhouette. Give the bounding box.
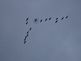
[24,40,27,44]
[55,20,58,23]
[49,17,51,20]
[65,16,68,19]
[26,17,29,21]
[26,33,29,37]
[56,18,58,20]
[26,22,28,25]
[61,17,64,20]
[45,18,47,22]
[40,19,43,23]
[29,27,32,31]
[27,31,29,34]
[34,18,38,22]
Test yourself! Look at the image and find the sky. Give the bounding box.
[0,0,81,61]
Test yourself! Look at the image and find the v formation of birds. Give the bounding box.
[24,16,69,45]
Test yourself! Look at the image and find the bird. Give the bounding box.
[56,18,58,20]
[26,22,28,25]
[40,19,42,23]
[26,33,29,37]
[29,27,32,31]
[27,31,29,34]
[34,18,38,22]
[61,17,64,20]
[24,34,29,42]
[24,40,27,44]
[26,17,29,21]
[55,20,58,23]
[24,36,27,40]
[25,33,29,39]
[24,38,26,41]
[45,18,47,22]
[49,17,51,20]
[24,37,27,44]
[65,16,68,19]
[33,18,39,24]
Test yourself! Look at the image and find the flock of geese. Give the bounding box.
[24,15,69,44]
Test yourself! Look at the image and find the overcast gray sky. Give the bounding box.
[0,0,81,61]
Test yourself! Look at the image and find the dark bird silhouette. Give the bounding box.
[24,40,27,44]
[26,17,29,21]
[45,18,47,22]
[26,22,28,25]
[24,34,29,43]
[40,19,42,23]
[27,31,29,34]
[49,17,51,20]
[24,37,27,44]
[56,18,58,20]
[33,18,39,24]
[24,36,27,40]
[65,16,68,19]
[61,17,64,20]
[26,33,29,37]
[24,38,26,41]
[34,18,38,22]
[29,27,32,31]
[55,20,58,23]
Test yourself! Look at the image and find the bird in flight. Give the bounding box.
[26,22,28,25]
[24,36,27,40]
[40,19,42,23]
[45,18,47,22]
[24,40,27,44]
[33,18,39,24]
[56,18,58,20]
[65,16,68,19]
[29,27,32,31]
[55,20,58,23]
[26,17,29,21]
[61,17,64,20]
[49,17,51,20]
[34,18,38,22]
[27,31,29,34]
[26,33,29,37]
[24,36,27,44]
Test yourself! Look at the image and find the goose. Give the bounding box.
[49,17,51,20]
[65,16,68,19]
[55,20,58,23]
[61,17,64,20]
[26,22,28,25]
[24,40,27,44]
[45,18,47,22]
[26,17,29,21]
[56,18,58,20]
[40,19,43,23]
[29,27,32,31]
[27,31,29,34]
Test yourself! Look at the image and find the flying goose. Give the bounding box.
[61,17,64,20]
[49,17,51,20]
[65,16,68,19]
[56,18,58,20]
[40,19,43,23]
[26,17,29,21]
[45,18,47,22]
